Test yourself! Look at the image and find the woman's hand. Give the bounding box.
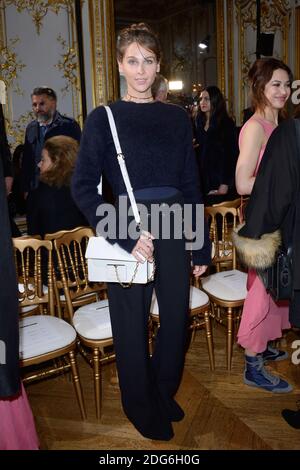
[131,230,155,263]
[193,265,207,277]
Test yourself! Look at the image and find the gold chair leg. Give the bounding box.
[93,347,101,419]
[227,307,233,370]
[68,350,87,420]
[204,309,215,370]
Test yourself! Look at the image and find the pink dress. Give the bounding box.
[237,116,290,353]
[0,383,39,450]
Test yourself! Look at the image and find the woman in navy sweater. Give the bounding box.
[72,23,211,441]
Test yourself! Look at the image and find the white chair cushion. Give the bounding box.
[150,286,209,316]
[73,299,112,340]
[19,315,76,360]
[201,269,247,301]
[189,286,209,309]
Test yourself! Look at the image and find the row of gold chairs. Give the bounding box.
[14,227,114,420]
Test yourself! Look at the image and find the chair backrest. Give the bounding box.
[212,197,249,224]
[205,206,239,271]
[53,227,106,319]
[212,197,241,209]
[44,226,92,241]
[13,237,55,316]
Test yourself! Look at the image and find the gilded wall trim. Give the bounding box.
[216,0,225,96]
[89,0,118,107]
[296,6,300,80]
[0,1,83,146]
[235,0,291,120]
[227,0,234,117]
[0,37,25,91]
[3,0,74,34]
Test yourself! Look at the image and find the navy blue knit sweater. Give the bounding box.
[72,100,210,265]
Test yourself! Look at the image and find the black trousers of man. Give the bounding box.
[107,193,190,441]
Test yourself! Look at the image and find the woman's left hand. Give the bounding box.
[193,265,207,277]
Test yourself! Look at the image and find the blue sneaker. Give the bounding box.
[262,345,288,362]
[244,355,292,393]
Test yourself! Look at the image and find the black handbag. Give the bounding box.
[258,246,293,301]
[258,119,300,301]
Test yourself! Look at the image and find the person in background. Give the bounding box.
[151,73,169,102]
[21,87,81,195]
[72,23,210,441]
[234,58,293,393]
[0,137,39,450]
[195,85,239,205]
[27,135,87,238]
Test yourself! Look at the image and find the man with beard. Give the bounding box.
[21,87,81,195]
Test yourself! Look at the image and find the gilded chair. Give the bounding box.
[53,228,114,419]
[44,226,106,318]
[150,286,215,370]
[201,206,247,369]
[13,237,86,419]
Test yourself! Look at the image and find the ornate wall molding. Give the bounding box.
[0,1,84,148]
[55,33,79,94]
[216,0,225,96]
[88,0,118,106]
[237,0,289,29]
[3,0,74,34]
[232,0,292,123]
[296,6,300,81]
[0,37,25,92]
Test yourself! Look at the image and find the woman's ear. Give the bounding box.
[156,63,160,73]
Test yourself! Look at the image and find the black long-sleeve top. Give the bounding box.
[72,100,210,265]
[195,114,238,195]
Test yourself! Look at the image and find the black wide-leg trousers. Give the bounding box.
[107,194,190,440]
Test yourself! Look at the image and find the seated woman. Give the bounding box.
[27,135,88,237]
[195,86,239,205]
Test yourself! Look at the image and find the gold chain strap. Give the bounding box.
[114,257,156,288]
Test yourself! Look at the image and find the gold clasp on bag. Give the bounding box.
[113,257,156,288]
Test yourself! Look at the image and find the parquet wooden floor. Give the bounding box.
[26,325,300,450]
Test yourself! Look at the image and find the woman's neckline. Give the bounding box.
[120,98,159,105]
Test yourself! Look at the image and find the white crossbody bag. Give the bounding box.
[85,106,155,288]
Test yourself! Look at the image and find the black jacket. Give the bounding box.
[0,103,12,177]
[233,118,300,326]
[22,111,81,192]
[27,182,88,237]
[0,156,20,397]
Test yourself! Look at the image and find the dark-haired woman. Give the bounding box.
[72,23,211,441]
[235,58,292,393]
[195,86,239,205]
